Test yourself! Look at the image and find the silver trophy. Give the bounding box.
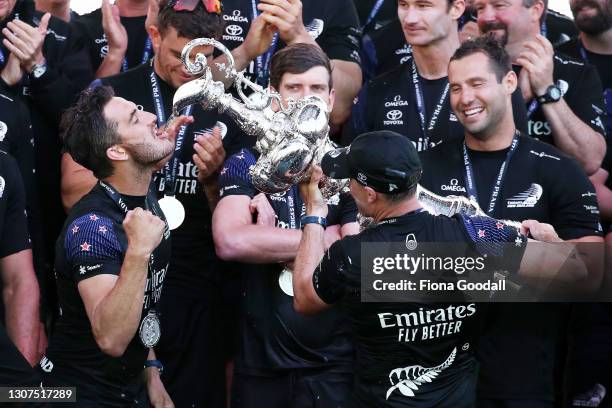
[171,38,348,198]
[416,185,522,230]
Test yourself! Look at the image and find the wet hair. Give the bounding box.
[60,85,121,179]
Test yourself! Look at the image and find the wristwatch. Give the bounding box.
[536,84,561,104]
[30,62,47,79]
[300,215,327,229]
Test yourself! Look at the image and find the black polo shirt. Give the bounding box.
[42,183,171,406]
[217,147,357,374]
[313,210,527,407]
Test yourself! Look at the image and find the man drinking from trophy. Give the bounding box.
[213,43,359,408]
[59,1,250,406]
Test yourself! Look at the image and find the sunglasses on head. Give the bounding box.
[163,0,222,15]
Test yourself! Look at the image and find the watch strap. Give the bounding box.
[144,359,163,373]
[300,215,327,229]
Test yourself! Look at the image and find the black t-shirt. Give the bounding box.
[42,183,170,404]
[98,62,249,290]
[74,8,150,72]
[219,0,361,84]
[557,38,612,192]
[0,152,32,322]
[345,60,528,148]
[520,52,607,147]
[217,148,357,373]
[545,9,579,47]
[312,210,526,407]
[420,134,603,399]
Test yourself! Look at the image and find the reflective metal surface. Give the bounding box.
[172,38,349,197]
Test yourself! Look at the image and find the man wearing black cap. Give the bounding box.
[291,130,585,407]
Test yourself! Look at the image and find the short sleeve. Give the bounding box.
[563,61,607,136]
[312,239,351,304]
[548,157,604,239]
[218,149,258,198]
[455,214,527,274]
[64,213,123,282]
[0,155,31,257]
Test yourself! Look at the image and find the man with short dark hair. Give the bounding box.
[346,0,528,149]
[419,36,604,407]
[60,3,247,406]
[40,85,191,407]
[475,0,607,176]
[290,127,584,407]
[213,42,359,408]
[216,0,362,128]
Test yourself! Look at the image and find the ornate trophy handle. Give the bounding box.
[179,38,290,113]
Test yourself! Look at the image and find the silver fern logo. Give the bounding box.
[506,183,543,208]
[306,19,324,40]
[386,347,456,400]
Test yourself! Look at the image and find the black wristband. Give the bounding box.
[301,215,327,229]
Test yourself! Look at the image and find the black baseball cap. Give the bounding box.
[321,131,422,194]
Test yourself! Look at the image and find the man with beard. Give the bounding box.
[60,3,248,406]
[419,36,605,408]
[475,0,607,176]
[40,85,191,407]
[345,0,527,150]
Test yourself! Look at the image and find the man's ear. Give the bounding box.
[148,24,162,54]
[450,0,466,21]
[106,145,128,162]
[504,70,518,94]
[365,186,378,204]
[328,88,336,111]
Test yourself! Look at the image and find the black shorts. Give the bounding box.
[231,369,353,408]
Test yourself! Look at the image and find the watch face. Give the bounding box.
[549,86,561,100]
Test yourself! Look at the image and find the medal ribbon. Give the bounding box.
[251,0,279,87]
[462,132,520,215]
[149,66,193,196]
[411,59,450,150]
[364,0,386,28]
[122,36,153,72]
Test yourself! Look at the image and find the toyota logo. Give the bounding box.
[386,110,402,120]
[226,25,243,36]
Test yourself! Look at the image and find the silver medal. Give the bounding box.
[278,267,294,297]
[139,310,161,348]
[158,195,185,230]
